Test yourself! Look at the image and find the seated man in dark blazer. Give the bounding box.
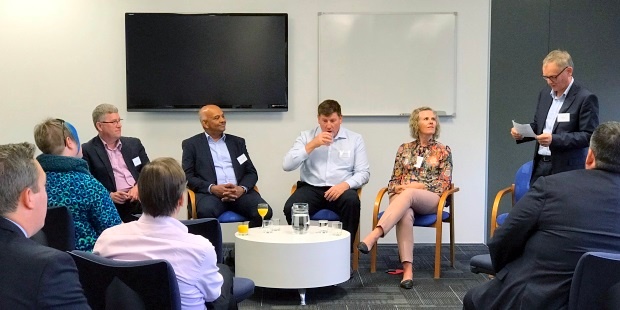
[0,142,89,309]
[465,121,620,310]
[82,103,150,222]
[182,104,271,227]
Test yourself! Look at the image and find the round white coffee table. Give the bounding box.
[235,225,350,305]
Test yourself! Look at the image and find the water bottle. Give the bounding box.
[292,203,310,234]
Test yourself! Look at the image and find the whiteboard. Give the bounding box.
[318,13,457,116]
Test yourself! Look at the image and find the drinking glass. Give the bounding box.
[237,221,249,236]
[272,218,280,231]
[263,219,273,233]
[318,220,329,233]
[257,203,269,228]
[331,221,343,236]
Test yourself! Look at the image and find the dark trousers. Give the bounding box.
[283,181,360,250]
[206,263,237,310]
[195,189,271,228]
[115,201,142,223]
[530,156,553,187]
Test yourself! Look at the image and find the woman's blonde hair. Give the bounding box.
[409,106,440,140]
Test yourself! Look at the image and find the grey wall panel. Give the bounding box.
[488,0,550,239]
[549,0,620,122]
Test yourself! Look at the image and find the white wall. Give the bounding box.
[0,0,490,244]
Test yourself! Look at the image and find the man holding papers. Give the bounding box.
[510,50,599,185]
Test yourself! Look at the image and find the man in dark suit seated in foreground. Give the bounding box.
[464,121,620,309]
[182,104,271,227]
[0,142,89,309]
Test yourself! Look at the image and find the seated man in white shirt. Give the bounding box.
[283,99,370,250]
[94,157,236,310]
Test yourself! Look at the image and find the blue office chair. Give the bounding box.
[30,206,76,251]
[181,218,255,303]
[290,184,362,271]
[490,160,533,236]
[370,184,459,278]
[69,250,181,310]
[470,161,533,276]
[568,251,620,310]
[187,188,256,224]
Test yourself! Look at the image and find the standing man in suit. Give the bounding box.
[282,99,370,249]
[182,104,271,228]
[82,103,150,222]
[511,50,599,185]
[0,142,90,309]
[464,121,620,309]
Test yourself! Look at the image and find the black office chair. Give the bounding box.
[69,250,181,310]
[181,218,255,303]
[568,251,620,310]
[30,206,75,251]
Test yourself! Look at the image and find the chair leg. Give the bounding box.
[370,244,377,273]
[449,218,455,267]
[352,224,360,271]
[434,222,443,279]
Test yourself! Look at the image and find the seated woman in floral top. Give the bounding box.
[357,106,453,289]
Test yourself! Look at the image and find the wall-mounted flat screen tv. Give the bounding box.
[125,13,288,112]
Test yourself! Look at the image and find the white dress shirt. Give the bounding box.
[94,215,223,310]
[538,78,575,156]
[283,126,370,188]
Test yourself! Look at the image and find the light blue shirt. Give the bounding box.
[538,78,575,156]
[205,133,238,193]
[3,217,28,237]
[283,126,370,188]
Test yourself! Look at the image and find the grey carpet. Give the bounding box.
[226,243,490,309]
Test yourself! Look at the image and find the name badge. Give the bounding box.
[414,156,424,168]
[557,113,570,122]
[339,150,351,158]
[132,157,142,166]
[237,154,248,165]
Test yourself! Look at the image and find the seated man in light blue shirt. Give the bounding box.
[182,105,271,228]
[283,99,370,249]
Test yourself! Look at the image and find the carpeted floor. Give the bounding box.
[228,243,490,309]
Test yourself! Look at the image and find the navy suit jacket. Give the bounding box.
[82,136,150,193]
[182,132,258,194]
[468,169,620,309]
[519,81,598,177]
[0,217,90,309]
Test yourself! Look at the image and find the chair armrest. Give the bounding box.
[372,187,389,227]
[438,185,459,218]
[187,188,197,220]
[490,184,514,237]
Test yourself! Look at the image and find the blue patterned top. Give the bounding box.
[37,154,122,251]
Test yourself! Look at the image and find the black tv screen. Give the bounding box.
[125,13,288,112]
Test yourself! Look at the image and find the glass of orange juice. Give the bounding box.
[237,221,249,235]
[257,203,269,229]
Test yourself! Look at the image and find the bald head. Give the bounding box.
[199,105,226,138]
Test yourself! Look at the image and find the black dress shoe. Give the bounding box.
[357,242,370,254]
[400,279,414,289]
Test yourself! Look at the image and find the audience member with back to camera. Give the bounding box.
[33,118,122,252]
[464,121,620,309]
[94,157,237,310]
[357,106,453,290]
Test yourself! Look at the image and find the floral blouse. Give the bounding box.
[387,139,453,197]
